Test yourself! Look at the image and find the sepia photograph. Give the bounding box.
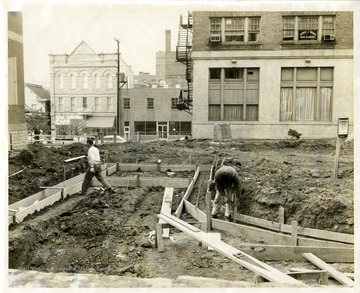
[2,0,359,292]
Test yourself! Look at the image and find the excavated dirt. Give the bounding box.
[8,138,354,286]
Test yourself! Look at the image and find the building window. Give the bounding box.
[71,97,75,111]
[82,73,88,89]
[134,121,156,135]
[248,18,260,41]
[322,16,335,36]
[82,97,87,111]
[124,98,130,109]
[147,98,154,109]
[283,17,295,41]
[70,73,76,89]
[225,18,245,42]
[107,97,112,111]
[210,17,260,43]
[107,73,113,89]
[95,97,100,112]
[94,73,100,89]
[210,18,221,37]
[280,67,333,121]
[282,15,335,41]
[58,97,64,112]
[59,74,64,89]
[209,67,259,121]
[171,98,178,109]
[169,121,192,135]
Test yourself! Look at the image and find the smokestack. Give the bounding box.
[165,30,171,52]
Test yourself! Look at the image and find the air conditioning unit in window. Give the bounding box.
[210,35,221,43]
[323,34,335,42]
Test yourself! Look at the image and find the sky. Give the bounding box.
[3,0,359,88]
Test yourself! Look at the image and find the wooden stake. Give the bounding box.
[155,223,164,252]
[291,220,298,246]
[333,137,343,178]
[279,206,284,232]
[206,180,212,232]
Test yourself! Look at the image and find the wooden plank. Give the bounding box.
[185,202,353,248]
[117,163,206,172]
[159,187,174,237]
[106,163,117,176]
[174,167,200,217]
[92,177,190,188]
[234,212,353,244]
[303,253,354,287]
[158,213,304,286]
[237,244,354,263]
[286,270,329,284]
[14,191,63,223]
[184,200,207,222]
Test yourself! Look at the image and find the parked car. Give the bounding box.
[101,135,126,144]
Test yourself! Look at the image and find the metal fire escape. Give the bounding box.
[176,12,193,114]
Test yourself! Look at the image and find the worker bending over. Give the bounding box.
[211,165,241,221]
[81,138,116,195]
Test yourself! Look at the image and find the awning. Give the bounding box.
[86,116,115,128]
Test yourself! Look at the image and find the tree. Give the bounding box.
[25,109,51,134]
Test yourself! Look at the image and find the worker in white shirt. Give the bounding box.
[81,138,116,195]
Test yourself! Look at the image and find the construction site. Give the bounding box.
[8,137,354,288]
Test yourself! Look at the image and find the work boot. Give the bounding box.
[107,187,117,194]
[225,215,233,222]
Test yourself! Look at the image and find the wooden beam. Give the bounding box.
[117,163,211,172]
[303,253,354,287]
[286,270,329,285]
[174,167,200,218]
[234,213,353,245]
[92,177,190,188]
[185,201,353,248]
[237,244,354,263]
[157,213,304,286]
[159,187,174,237]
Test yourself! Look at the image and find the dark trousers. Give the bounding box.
[81,164,111,194]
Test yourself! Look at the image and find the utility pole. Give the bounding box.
[114,37,120,136]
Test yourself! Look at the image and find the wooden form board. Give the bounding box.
[174,167,200,218]
[235,213,353,244]
[92,176,190,188]
[159,187,174,237]
[8,163,115,226]
[184,199,353,250]
[303,253,354,287]
[237,244,353,263]
[118,163,211,172]
[157,213,304,286]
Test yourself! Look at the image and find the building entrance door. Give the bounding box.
[158,122,168,139]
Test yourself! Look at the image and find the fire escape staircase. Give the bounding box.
[176,12,193,114]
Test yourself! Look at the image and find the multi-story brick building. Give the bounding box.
[124,30,191,140]
[49,41,134,138]
[176,11,354,139]
[121,88,191,140]
[8,12,28,150]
